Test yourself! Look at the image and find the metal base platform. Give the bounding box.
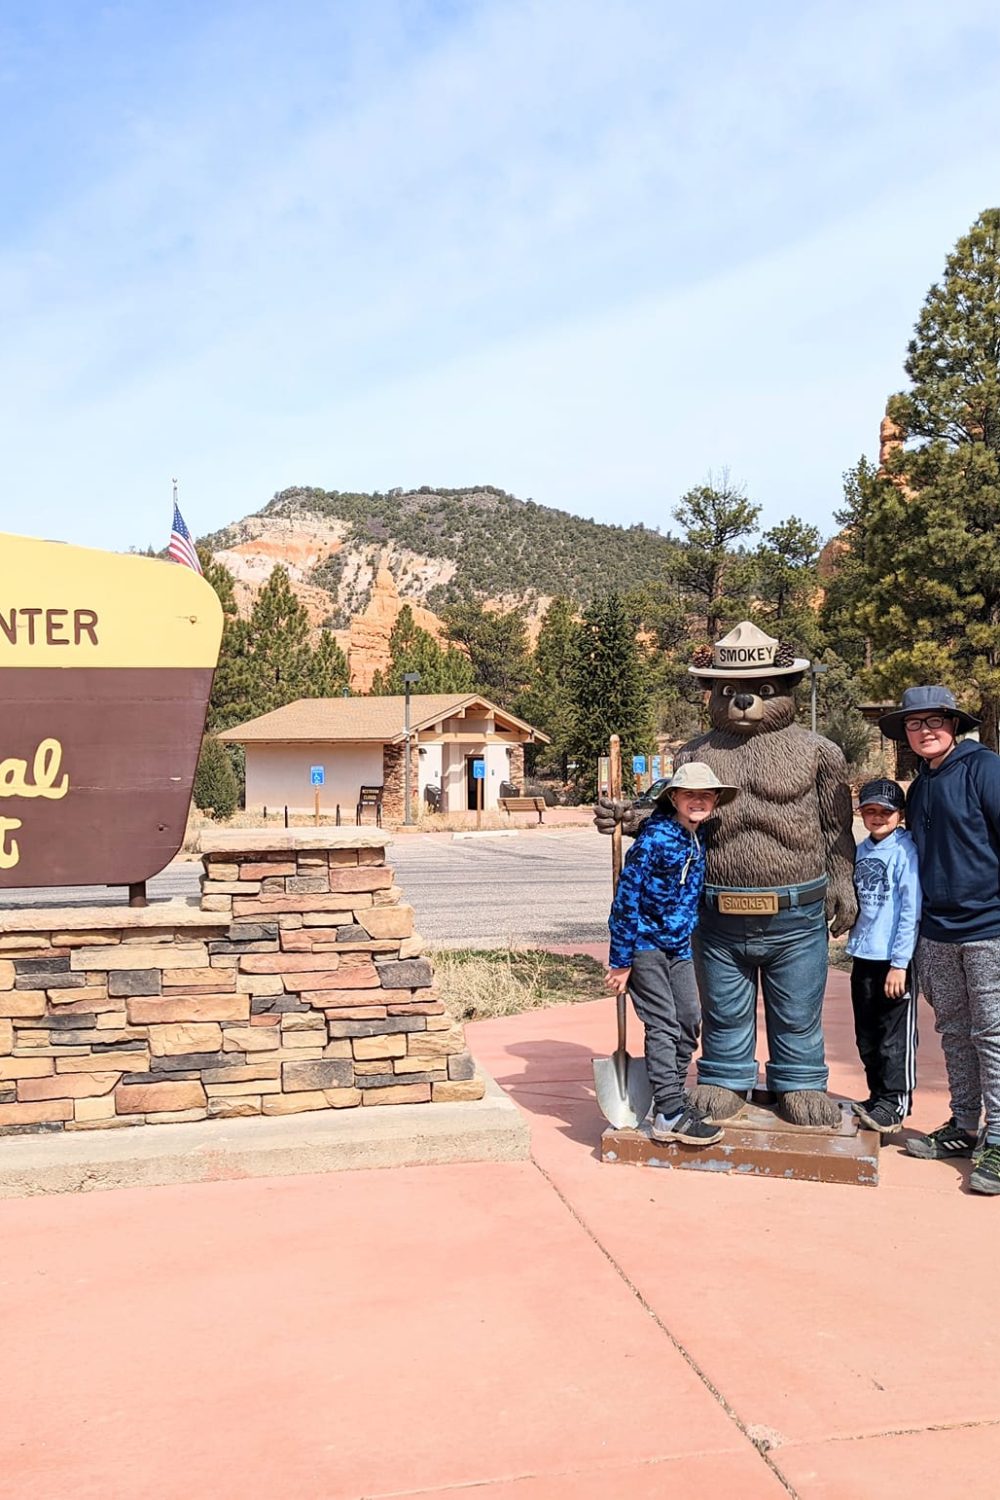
[600,1098,880,1187]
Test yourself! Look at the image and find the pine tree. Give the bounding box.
[443,600,532,706]
[753,517,823,656]
[193,734,239,820]
[371,605,476,694]
[819,458,882,672]
[849,210,1000,746]
[307,629,350,697]
[569,593,653,798]
[672,473,760,636]
[515,597,579,775]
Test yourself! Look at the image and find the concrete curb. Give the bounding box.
[0,1072,530,1198]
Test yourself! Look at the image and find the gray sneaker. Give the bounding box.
[905,1117,978,1159]
[650,1104,724,1147]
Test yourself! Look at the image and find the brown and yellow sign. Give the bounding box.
[1,532,223,889]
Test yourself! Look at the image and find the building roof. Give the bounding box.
[218,694,549,745]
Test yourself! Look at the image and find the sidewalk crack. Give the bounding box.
[530,1159,801,1498]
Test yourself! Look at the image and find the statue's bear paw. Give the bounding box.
[688,1084,746,1121]
[777,1090,841,1128]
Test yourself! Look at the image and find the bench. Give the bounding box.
[499,795,546,825]
[356,785,384,827]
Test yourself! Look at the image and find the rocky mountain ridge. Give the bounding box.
[205,483,679,690]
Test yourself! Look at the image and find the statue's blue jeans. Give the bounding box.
[692,900,830,1096]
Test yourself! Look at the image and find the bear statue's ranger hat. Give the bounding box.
[656,761,738,806]
[688,621,810,680]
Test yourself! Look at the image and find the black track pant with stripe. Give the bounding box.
[850,957,918,1115]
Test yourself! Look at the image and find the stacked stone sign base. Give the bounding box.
[0,830,483,1135]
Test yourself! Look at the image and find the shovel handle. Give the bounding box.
[609,735,630,1052]
[609,734,623,892]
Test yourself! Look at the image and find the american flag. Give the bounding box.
[168,502,203,574]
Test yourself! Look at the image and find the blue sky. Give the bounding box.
[2,0,1000,552]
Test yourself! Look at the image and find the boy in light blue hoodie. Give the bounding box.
[846,779,921,1135]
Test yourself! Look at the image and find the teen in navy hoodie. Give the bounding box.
[880,687,1000,1196]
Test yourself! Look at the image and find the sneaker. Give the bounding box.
[854,1100,904,1135]
[904,1117,978,1160]
[650,1104,724,1147]
[970,1143,1000,1195]
[851,1097,876,1118]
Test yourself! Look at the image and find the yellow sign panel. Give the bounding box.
[0,531,223,667]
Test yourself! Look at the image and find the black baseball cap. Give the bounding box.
[857,779,905,812]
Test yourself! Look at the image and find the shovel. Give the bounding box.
[593,734,653,1129]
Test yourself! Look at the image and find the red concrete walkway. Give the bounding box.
[2,973,999,1498]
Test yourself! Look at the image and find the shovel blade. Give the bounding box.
[593,1050,653,1130]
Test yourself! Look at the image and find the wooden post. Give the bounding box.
[476,771,483,829]
[609,735,623,890]
[284,805,289,829]
[314,787,320,827]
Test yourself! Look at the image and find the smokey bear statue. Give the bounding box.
[598,622,857,1128]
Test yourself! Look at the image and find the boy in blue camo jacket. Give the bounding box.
[606,762,738,1145]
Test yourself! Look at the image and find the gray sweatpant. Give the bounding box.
[918,935,1000,1143]
[628,949,701,1117]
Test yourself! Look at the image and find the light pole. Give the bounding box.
[403,672,420,825]
[809,663,829,734]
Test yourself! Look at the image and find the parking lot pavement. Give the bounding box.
[0,829,615,950]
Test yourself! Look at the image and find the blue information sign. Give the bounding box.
[651,755,662,779]
[632,755,647,775]
[472,758,486,780]
[310,766,325,786]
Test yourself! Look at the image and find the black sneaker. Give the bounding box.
[854,1100,904,1135]
[905,1117,978,1160]
[650,1104,724,1147]
[851,1097,876,1118]
[970,1143,1000,1195]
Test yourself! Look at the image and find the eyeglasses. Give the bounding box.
[903,715,950,733]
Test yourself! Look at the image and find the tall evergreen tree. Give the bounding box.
[371,605,476,694]
[515,597,579,776]
[569,593,653,798]
[307,629,350,697]
[753,516,822,655]
[673,473,760,637]
[848,210,1000,746]
[206,564,347,730]
[819,458,881,672]
[443,599,532,706]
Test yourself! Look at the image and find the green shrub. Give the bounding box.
[193,734,239,821]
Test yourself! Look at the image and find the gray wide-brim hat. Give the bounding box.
[878,685,981,742]
[655,761,739,806]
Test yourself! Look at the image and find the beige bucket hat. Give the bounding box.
[688,620,810,679]
[656,761,738,806]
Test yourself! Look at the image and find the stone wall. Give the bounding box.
[0,830,482,1136]
[507,744,525,791]
[381,742,419,823]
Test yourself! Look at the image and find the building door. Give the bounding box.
[466,754,483,810]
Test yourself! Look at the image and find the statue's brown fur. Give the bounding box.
[675,678,857,933]
[682,674,856,1128]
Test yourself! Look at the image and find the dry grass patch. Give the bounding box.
[433,947,606,1021]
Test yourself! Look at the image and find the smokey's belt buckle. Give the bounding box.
[717,891,780,915]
